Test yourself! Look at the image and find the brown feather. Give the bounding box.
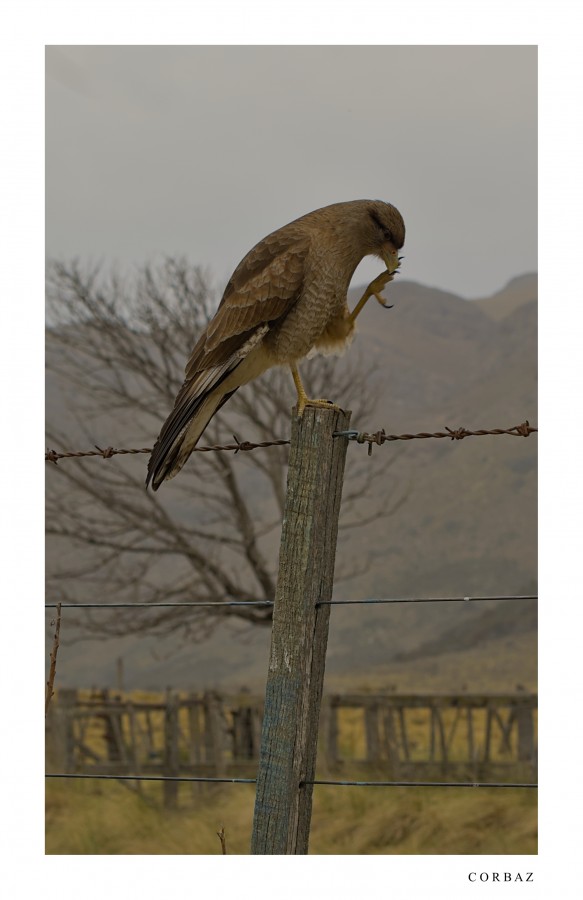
[146,237,310,488]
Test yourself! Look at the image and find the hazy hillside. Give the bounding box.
[46,273,537,691]
[472,273,538,320]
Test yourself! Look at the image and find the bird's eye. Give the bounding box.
[383,229,394,243]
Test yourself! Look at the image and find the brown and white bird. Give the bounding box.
[146,199,405,490]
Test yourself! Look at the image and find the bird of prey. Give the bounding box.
[146,199,405,490]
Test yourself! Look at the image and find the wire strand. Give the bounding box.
[44,594,537,609]
[317,595,537,606]
[45,772,255,784]
[44,601,273,608]
[45,420,537,464]
[45,772,537,789]
[304,779,537,789]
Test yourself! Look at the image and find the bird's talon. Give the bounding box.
[296,397,341,414]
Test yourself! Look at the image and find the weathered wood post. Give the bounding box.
[364,701,381,764]
[325,695,340,770]
[163,689,180,808]
[251,404,351,855]
[203,690,227,777]
[383,706,402,779]
[51,688,77,772]
[515,703,535,763]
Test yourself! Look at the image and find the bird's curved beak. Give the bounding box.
[381,246,400,274]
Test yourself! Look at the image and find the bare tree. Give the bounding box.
[46,258,406,640]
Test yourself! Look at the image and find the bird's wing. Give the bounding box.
[187,230,310,374]
[146,232,309,484]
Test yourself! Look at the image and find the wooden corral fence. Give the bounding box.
[46,687,262,808]
[324,691,537,783]
[46,687,537,807]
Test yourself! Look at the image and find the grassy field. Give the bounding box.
[46,678,537,855]
[46,623,537,859]
[45,776,536,855]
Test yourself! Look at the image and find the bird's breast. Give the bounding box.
[263,263,350,364]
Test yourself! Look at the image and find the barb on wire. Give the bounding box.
[44,420,537,464]
[333,421,537,456]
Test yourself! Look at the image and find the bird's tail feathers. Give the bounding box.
[148,385,239,489]
[146,362,242,490]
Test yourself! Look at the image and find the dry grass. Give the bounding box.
[46,681,537,855]
[310,783,536,855]
[45,777,536,855]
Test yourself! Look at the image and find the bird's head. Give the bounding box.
[364,200,405,273]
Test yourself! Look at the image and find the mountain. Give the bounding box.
[46,274,537,691]
[472,273,538,321]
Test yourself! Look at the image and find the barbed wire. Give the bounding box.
[334,421,537,455]
[45,435,290,464]
[44,772,537,789]
[45,420,537,464]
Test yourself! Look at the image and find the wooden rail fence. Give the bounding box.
[46,687,537,807]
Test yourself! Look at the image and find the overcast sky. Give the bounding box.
[46,45,536,299]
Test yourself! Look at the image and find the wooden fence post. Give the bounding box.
[325,696,339,769]
[383,707,401,779]
[516,704,535,762]
[51,688,77,772]
[203,690,227,777]
[163,689,179,808]
[364,701,381,764]
[251,404,351,855]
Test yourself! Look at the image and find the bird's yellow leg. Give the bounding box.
[290,364,340,417]
[348,258,401,324]
[348,254,401,325]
